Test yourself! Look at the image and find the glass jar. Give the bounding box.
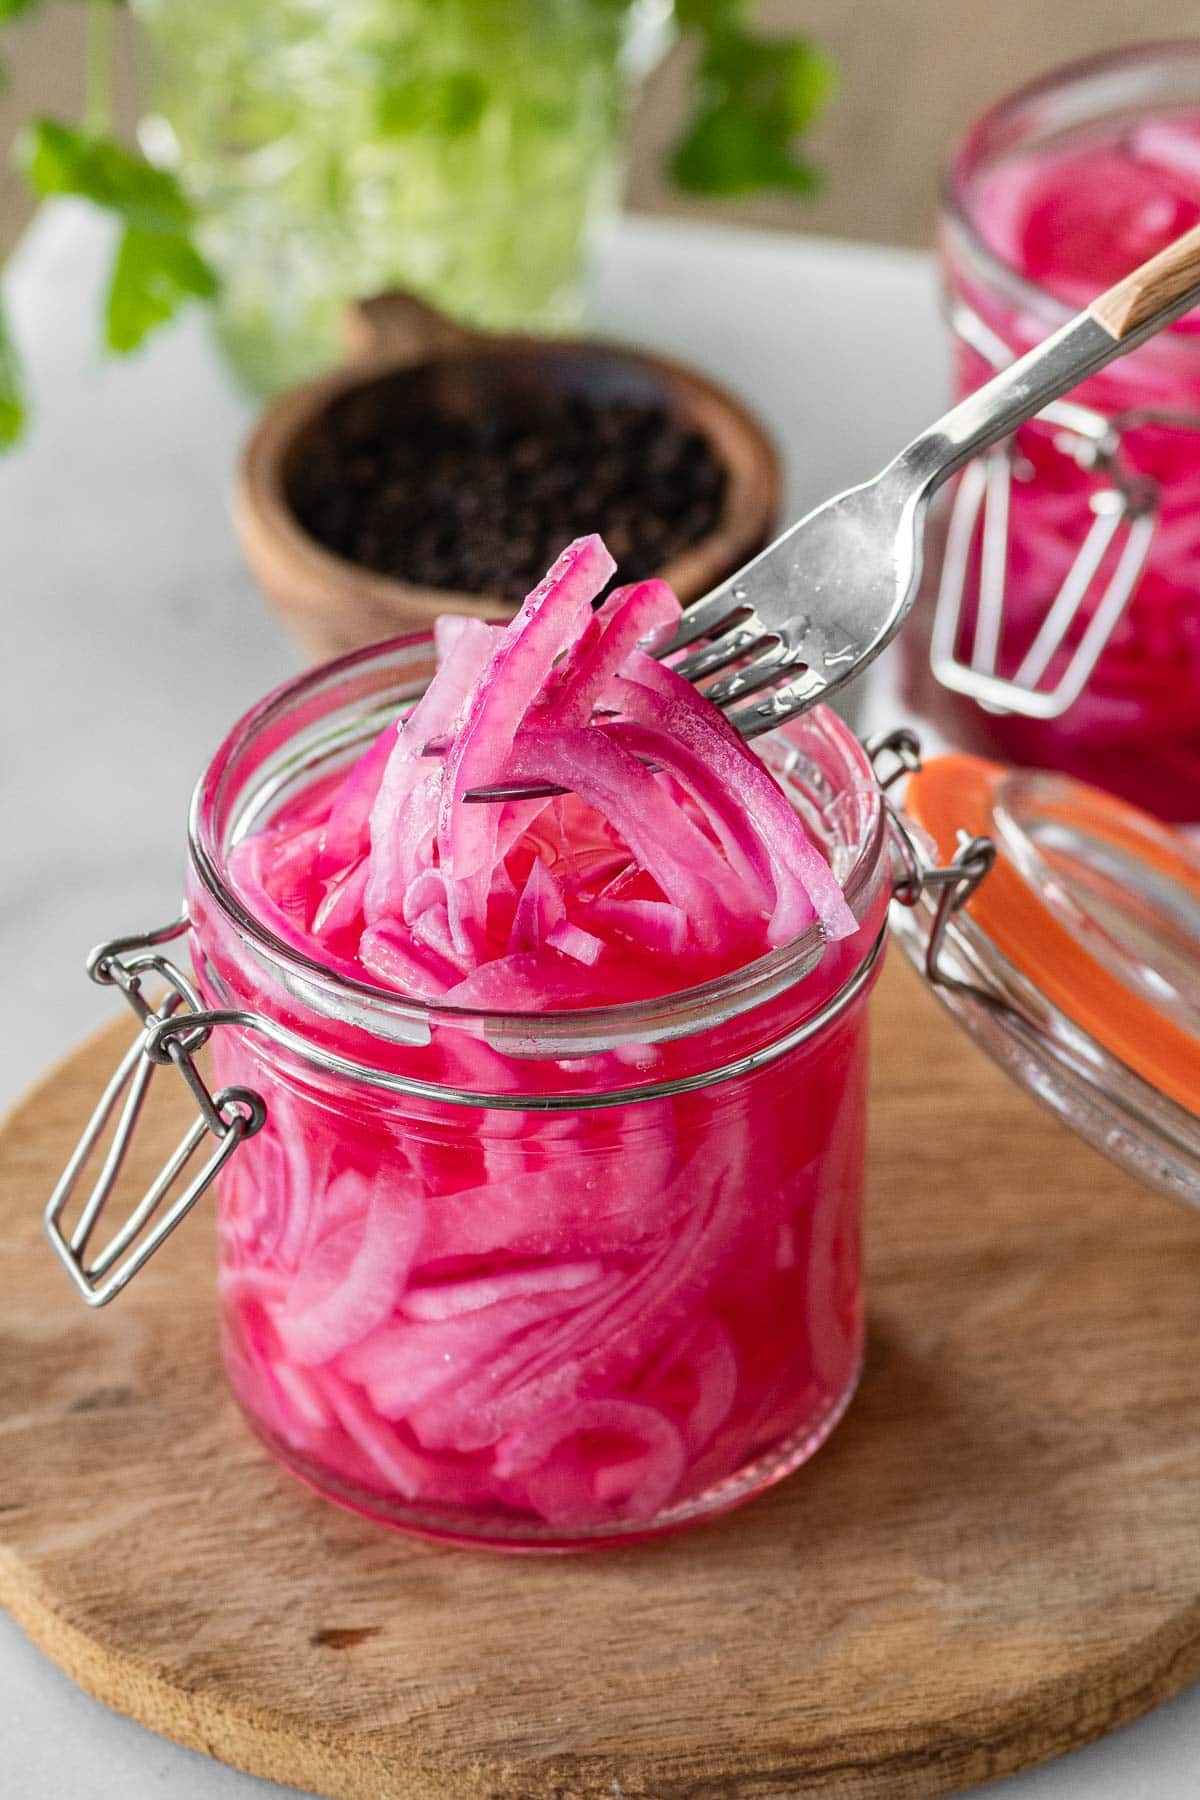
[53,637,893,1550]
[44,641,1200,1549]
[935,43,1200,822]
[131,0,664,396]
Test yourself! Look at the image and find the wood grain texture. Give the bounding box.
[3,956,1200,1800]
[1090,223,1200,338]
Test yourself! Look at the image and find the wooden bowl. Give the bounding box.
[235,293,781,662]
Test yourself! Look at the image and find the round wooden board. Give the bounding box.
[3,957,1200,1800]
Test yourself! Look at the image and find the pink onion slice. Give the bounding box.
[601,716,776,917]
[505,728,738,947]
[545,918,605,965]
[587,896,688,957]
[506,857,566,954]
[537,578,681,727]
[312,1369,428,1498]
[437,537,615,939]
[637,1313,739,1454]
[363,617,497,928]
[613,654,856,942]
[274,1173,425,1366]
[441,950,603,1010]
[311,855,369,941]
[317,726,396,881]
[359,921,461,1000]
[495,1398,687,1526]
[412,1158,739,1453]
[400,1261,605,1321]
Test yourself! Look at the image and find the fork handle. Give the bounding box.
[1090,223,1200,337]
[898,221,1200,493]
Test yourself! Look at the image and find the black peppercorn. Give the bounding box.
[287,382,727,599]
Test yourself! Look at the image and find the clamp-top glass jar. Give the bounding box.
[934,43,1200,821]
[44,636,1200,1549]
[46,637,898,1550]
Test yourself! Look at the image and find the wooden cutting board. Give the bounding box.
[2,955,1200,1800]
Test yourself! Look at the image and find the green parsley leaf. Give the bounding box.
[0,0,43,20]
[671,101,820,196]
[19,119,193,231]
[16,121,217,356]
[0,292,26,446]
[105,223,217,353]
[699,29,837,139]
[671,27,835,199]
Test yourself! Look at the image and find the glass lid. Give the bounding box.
[890,753,1200,1207]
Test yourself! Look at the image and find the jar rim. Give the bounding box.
[187,632,887,1053]
[943,38,1200,356]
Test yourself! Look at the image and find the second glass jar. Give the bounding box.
[938,43,1200,822]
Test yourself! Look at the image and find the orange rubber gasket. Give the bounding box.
[905,754,1200,1117]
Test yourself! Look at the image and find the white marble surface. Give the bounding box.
[1,202,1196,1798]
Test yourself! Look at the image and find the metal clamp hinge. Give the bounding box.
[913,834,997,994]
[45,915,266,1307]
[867,728,998,998]
[930,298,1166,721]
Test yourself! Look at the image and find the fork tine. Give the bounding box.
[673,626,772,684]
[657,588,758,656]
[462,778,567,803]
[723,667,831,740]
[701,640,797,709]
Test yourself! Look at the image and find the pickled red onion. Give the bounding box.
[229,534,856,1004]
[215,537,870,1538]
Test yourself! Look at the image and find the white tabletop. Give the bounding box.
[1,202,1196,1800]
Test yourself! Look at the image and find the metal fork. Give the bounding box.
[464,222,1200,801]
[666,220,1200,737]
